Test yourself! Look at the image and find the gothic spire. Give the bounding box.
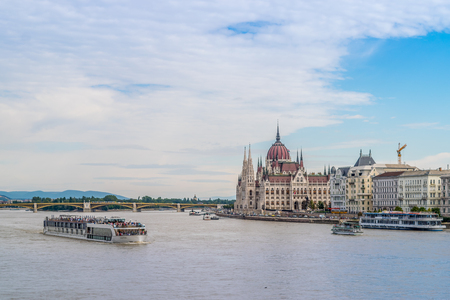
[300,148,304,169]
[296,149,299,164]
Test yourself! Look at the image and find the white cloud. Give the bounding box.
[1,0,450,197]
[409,153,450,170]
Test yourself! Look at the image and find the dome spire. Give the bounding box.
[276,120,280,142]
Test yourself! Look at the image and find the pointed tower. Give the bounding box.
[300,149,304,170]
[241,147,248,180]
[247,144,255,183]
[296,149,299,164]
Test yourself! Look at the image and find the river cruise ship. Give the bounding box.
[360,211,445,231]
[43,215,147,243]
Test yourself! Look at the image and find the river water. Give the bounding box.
[1,210,450,299]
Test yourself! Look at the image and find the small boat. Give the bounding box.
[210,215,219,220]
[203,213,211,220]
[331,221,363,235]
[189,210,200,216]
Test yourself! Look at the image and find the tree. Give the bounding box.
[309,200,316,210]
[431,207,441,216]
[103,195,118,202]
[419,207,427,212]
[317,201,324,210]
[394,206,403,212]
[411,206,420,212]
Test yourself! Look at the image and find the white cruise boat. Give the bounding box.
[203,213,211,220]
[360,211,445,231]
[43,215,147,243]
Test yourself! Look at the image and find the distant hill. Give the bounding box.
[0,190,129,200]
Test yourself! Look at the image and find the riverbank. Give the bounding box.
[216,212,340,224]
[217,213,450,228]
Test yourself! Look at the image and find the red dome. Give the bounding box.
[267,141,290,160]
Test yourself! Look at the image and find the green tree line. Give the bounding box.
[29,195,235,205]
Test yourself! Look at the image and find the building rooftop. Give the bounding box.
[400,170,450,177]
[354,150,376,167]
[373,171,405,179]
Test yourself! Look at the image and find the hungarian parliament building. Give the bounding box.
[235,126,331,213]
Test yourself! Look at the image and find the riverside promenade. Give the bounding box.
[216,212,341,224]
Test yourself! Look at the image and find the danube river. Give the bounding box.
[1,210,450,299]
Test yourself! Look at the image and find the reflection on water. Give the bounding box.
[1,210,450,299]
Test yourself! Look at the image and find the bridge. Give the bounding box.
[0,202,223,213]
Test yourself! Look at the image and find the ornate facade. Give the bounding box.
[235,126,330,213]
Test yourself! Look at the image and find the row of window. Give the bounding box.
[265,189,329,195]
[266,201,290,206]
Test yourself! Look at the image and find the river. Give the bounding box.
[1,210,449,299]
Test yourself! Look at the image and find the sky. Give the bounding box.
[1,1,450,199]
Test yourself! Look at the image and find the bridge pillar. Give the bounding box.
[177,203,181,212]
[33,203,37,213]
[133,203,137,213]
[83,202,91,213]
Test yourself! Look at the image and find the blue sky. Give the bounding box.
[1,1,450,198]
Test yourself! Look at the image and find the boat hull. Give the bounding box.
[43,229,147,243]
[332,231,363,236]
[360,225,445,231]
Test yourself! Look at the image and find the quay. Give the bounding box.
[216,212,340,224]
[217,213,450,227]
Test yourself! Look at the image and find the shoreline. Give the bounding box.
[216,213,450,229]
[216,212,340,224]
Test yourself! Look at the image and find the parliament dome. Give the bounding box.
[266,125,290,161]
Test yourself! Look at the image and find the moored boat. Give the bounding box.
[43,215,147,243]
[331,221,363,235]
[203,213,211,220]
[359,211,445,231]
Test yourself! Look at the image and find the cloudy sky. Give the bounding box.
[1,0,450,199]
